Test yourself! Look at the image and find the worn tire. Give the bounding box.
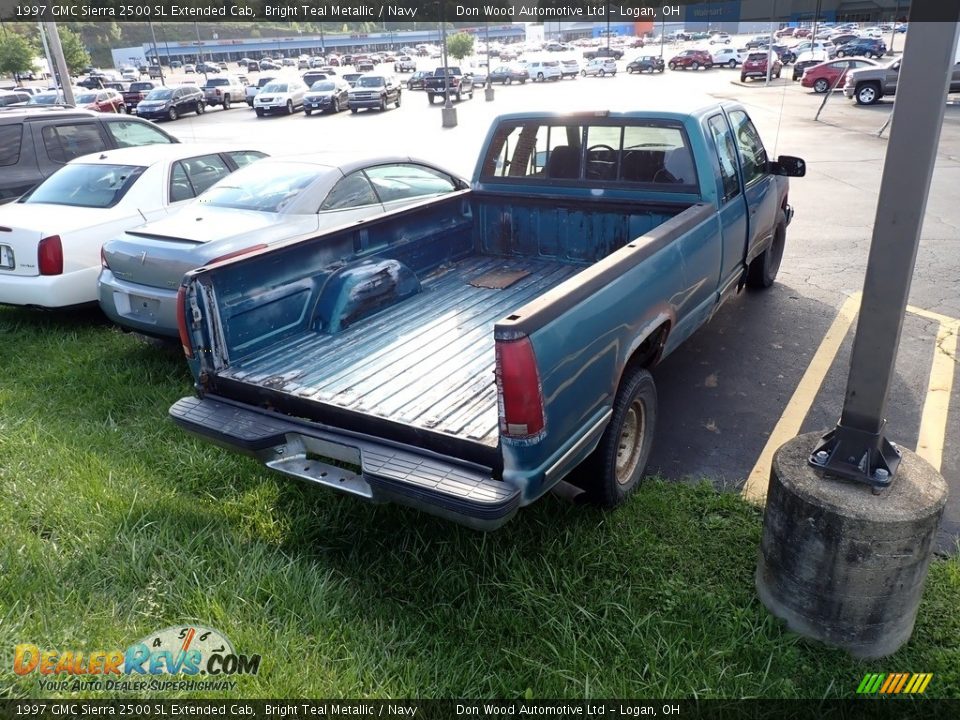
[746,212,787,289]
[579,366,658,508]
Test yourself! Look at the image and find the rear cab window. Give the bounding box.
[480,118,699,191]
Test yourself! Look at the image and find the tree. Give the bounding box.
[446,32,474,62]
[57,26,91,75]
[0,34,35,80]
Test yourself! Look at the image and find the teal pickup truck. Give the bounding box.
[170,102,804,530]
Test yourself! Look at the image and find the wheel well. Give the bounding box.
[624,323,670,376]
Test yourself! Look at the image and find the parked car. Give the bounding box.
[254,79,307,116]
[245,76,275,106]
[708,48,745,68]
[835,38,887,59]
[202,75,245,110]
[560,59,581,78]
[196,62,221,74]
[668,49,713,71]
[169,105,804,530]
[741,52,783,81]
[424,66,475,102]
[829,33,860,47]
[342,72,363,88]
[626,55,666,73]
[745,35,771,49]
[0,107,178,203]
[0,143,263,308]
[247,61,260,73]
[0,89,31,107]
[844,59,960,105]
[304,79,350,115]
[582,46,624,60]
[791,51,830,80]
[771,44,797,64]
[488,65,529,84]
[183,64,196,74]
[121,81,157,114]
[802,58,877,93]
[709,32,732,44]
[581,58,617,77]
[301,71,328,88]
[26,89,84,106]
[348,74,402,113]
[406,70,430,90]
[73,89,125,114]
[259,60,281,71]
[526,60,563,82]
[136,86,205,121]
[101,155,466,337]
[395,56,417,73]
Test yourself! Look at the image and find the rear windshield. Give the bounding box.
[130,82,153,91]
[357,76,385,87]
[480,120,699,190]
[198,162,320,213]
[205,78,230,87]
[22,163,145,208]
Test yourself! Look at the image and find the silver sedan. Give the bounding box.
[98,154,468,337]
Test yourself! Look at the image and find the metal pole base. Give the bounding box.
[809,425,902,488]
[485,86,495,102]
[441,106,458,128]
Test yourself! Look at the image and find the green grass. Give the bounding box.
[1,306,958,699]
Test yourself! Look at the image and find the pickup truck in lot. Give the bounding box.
[424,66,474,103]
[170,102,804,530]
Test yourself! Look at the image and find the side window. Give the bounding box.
[320,171,378,211]
[41,123,107,164]
[727,110,768,186]
[707,115,741,201]
[226,150,267,169]
[0,124,23,166]
[182,154,231,196]
[364,163,458,204]
[169,162,193,202]
[104,120,173,148]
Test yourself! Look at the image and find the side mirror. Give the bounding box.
[769,155,806,177]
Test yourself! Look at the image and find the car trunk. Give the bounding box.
[0,205,105,277]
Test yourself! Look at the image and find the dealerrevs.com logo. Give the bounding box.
[14,625,260,692]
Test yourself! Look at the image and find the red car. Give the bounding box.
[667,49,713,71]
[74,88,125,113]
[740,52,783,81]
[802,58,878,93]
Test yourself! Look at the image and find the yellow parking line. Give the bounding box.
[742,293,861,503]
[916,321,958,472]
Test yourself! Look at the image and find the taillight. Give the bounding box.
[38,235,63,275]
[100,245,109,269]
[495,336,545,439]
[176,286,193,359]
[208,244,267,265]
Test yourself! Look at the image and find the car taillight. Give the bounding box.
[100,245,109,269]
[495,336,545,439]
[208,243,267,265]
[176,285,193,359]
[38,235,63,275]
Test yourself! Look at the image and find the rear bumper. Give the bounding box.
[98,269,179,338]
[0,266,99,308]
[169,395,520,531]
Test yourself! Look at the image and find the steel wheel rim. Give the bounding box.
[616,400,646,485]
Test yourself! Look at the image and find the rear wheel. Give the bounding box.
[223,96,231,110]
[579,366,658,508]
[537,72,544,82]
[581,69,587,76]
[813,78,829,93]
[728,59,737,68]
[668,62,677,70]
[599,69,605,77]
[691,61,700,70]
[741,74,748,82]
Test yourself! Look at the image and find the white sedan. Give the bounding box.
[254,79,308,116]
[0,144,266,309]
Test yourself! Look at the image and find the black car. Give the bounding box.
[792,56,828,81]
[626,55,665,73]
[135,85,205,121]
[406,70,430,90]
[836,38,887,59]
[301,71,328,88]
[488,65,529,84]
[771,44,797,64]
[583,46,624,61]
[0,107,178,202]
[303,79,350,115]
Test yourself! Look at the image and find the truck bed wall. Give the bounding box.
[192,191,682,367]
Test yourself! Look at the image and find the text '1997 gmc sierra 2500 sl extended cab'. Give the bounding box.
[170,102,805,530]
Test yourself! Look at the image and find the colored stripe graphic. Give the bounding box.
[917,674,933,694]
[859,673,932,694]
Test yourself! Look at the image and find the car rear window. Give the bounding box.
[198,162,320,212]
[0,124,23,166]
[22,163,145,208]
[205,78,230,87]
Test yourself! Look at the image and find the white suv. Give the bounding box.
[526,60,563,82]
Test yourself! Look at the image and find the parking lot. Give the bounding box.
[130,48,960,551]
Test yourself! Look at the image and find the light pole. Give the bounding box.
[149,21,165,85]
[439,2,456,128]
[485,21,494,101]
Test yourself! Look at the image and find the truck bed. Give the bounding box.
[218,255,583,447]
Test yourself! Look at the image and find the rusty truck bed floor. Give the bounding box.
[220,255,583,447]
